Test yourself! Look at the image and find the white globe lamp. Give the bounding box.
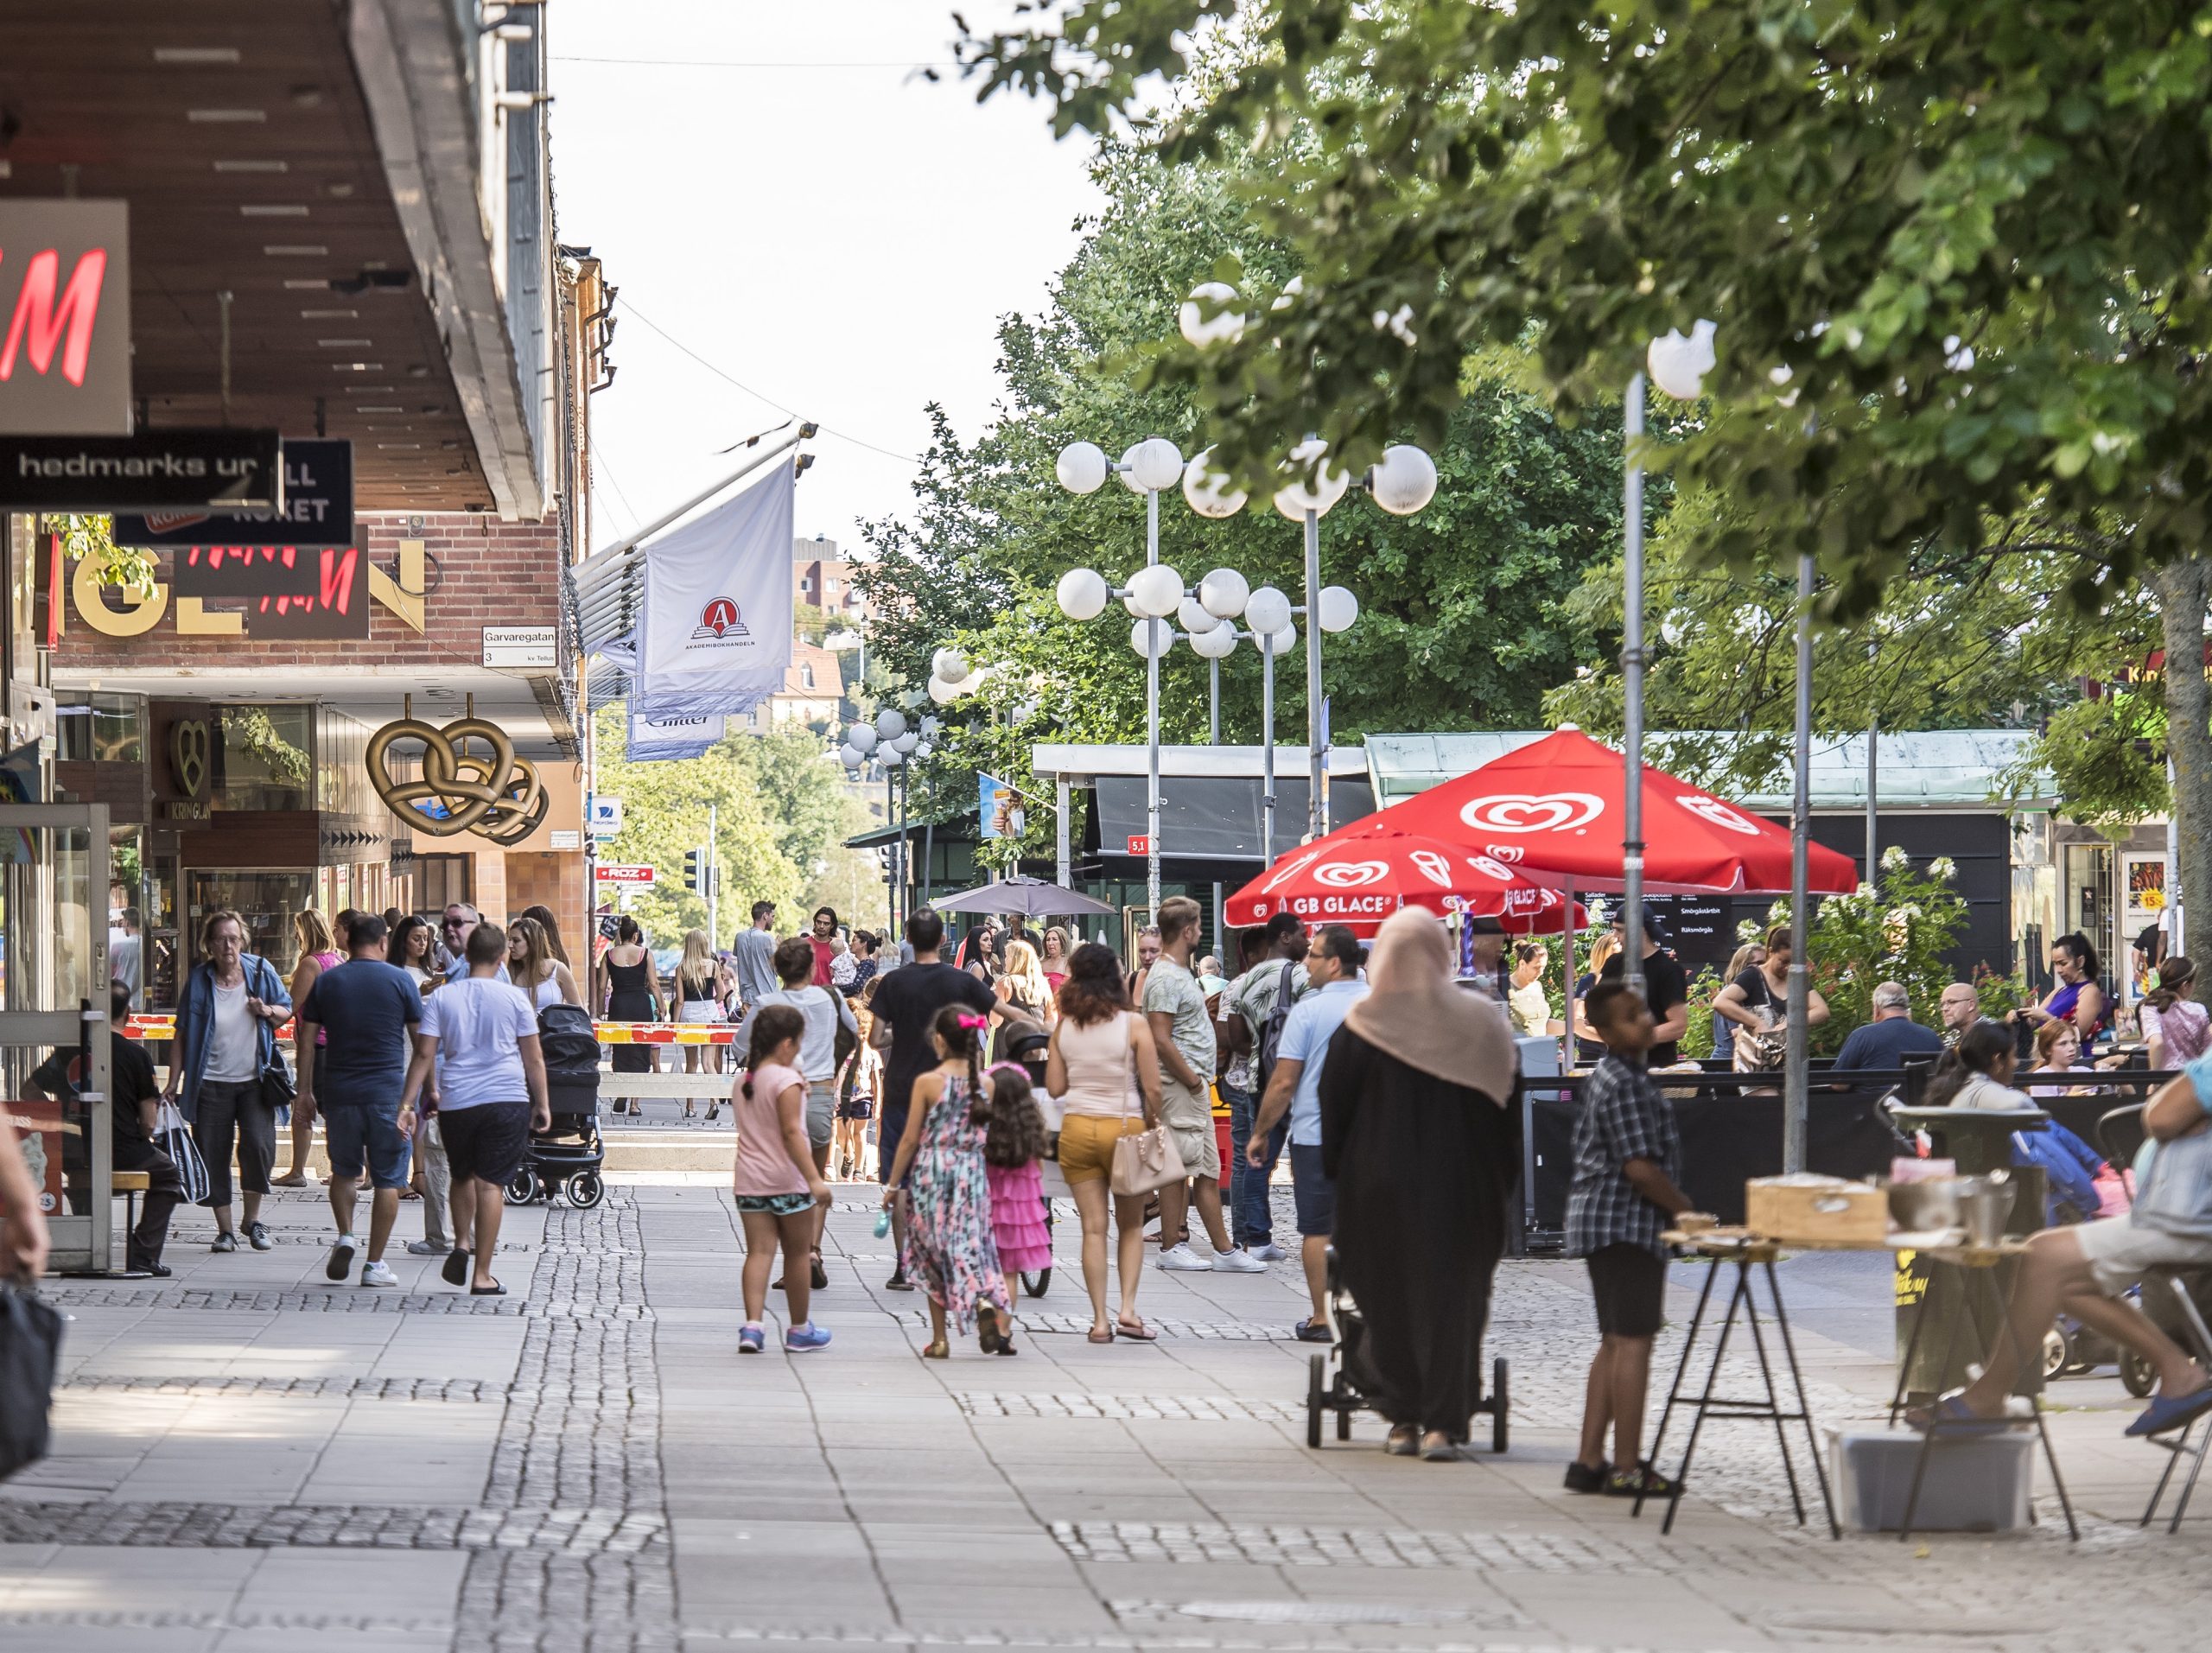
[1119,436,1185,495]
[1128,618,1172,660]
[1243,584,1293,636]
[880,747,904,769]
[846,723,878,755]
[1054,567,1109,621]
[891,731,919,755]
[1648,319,1718,402]
[1316,585,1360,634]
[1177,282,1246,349]
[1176,596,1220,634]
[913,741,933,760]
[1055,441,1109,495]
[1198,567,1249,620]
[1272,436,1351,522]
[838,743,866,768]
[1189,621,1239,659]
[926,676,961,705]
[1256,623,1298,658]
[1369,444,1439,516]
[1181,450,1248,518]
[1127,563,1184,619]
[874,708,907,741]
[931,646,969,683]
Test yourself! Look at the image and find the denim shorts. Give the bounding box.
[1290,1142,1336,1237]
[323,1102,412,1190]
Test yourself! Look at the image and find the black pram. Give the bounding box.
[507,1002,605,1209]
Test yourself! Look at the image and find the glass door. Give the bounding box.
[0,804,111,1272]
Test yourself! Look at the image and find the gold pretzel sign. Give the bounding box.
[365,700,548,845]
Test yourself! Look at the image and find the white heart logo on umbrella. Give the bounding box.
[1409,849,1454,887]
[1313,860,1389,888]
[1466,855,1520,883]
[1676,794,1761,836]
[1262,848,1325,893]
[1459,792,1605,834]
[1483,843,1526,863]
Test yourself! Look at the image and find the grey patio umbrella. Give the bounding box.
[926,875,1118,918]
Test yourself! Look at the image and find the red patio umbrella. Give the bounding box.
[1380,728,1860,894]
[1224,827,1588,935]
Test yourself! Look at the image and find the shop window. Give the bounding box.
[214,705,314,812]
[415,854,475,919]
[184,870,314,972]
[56,691,143,763]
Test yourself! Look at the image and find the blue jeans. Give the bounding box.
[1224,1082,1288,1248]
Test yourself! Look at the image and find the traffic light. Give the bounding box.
[683,848,705,893]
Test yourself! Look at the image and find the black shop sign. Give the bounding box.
[112,440,352,548]
[0,429,281,511]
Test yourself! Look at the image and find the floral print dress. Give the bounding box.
[902,1072,1007,1329]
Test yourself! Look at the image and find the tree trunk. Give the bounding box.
[2156,558,2212,955]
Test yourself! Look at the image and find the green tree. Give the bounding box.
[853,144,1626,855]
[591,709,851,946]
[958,0,2212,933]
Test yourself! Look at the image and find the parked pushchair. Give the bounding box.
[1305,1245,1508,1453]
[506,1002,605,1209]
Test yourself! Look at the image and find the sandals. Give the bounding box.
[977,1305,1004,1355]
[442,1248,472,1288]
[922,1337,950,1359]
[1115,1316,1157,1341]
[1086,1326,1116,1345]
[1907,1391,2018,1434]
[1386,1426,1419,1457]
[270,1171,310,1188]
[469,1279,507,1296]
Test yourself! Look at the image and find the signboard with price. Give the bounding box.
[1127,835,1151,855]
[594,863,655,886]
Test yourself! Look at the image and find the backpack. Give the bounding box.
[1254,961,1300,1095]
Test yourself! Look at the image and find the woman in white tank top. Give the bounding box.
[1046,944,1163,1342]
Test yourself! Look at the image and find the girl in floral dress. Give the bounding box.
[881,1006,1009,1357]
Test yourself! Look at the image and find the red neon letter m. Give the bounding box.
[0,247,110,385]
[320,547,359,614]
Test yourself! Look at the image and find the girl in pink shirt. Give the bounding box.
[734,1005,833,1353]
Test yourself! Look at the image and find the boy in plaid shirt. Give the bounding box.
[1565,980,1709,1497]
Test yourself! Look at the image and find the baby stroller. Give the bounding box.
[1306,1245,1509,1453]
[999,1022,1059,1298]
[507,1002,606,1209]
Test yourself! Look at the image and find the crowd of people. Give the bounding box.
[11,883,2212,1482]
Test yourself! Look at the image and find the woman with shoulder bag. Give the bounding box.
[1045,942,1166,1343]
[1712,925,1827,1089]
[168,909,293,1253]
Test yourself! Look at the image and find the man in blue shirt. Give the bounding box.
[1248,925,1367,1341]
[1831,981,1945,1071]
[298,913,423,1287]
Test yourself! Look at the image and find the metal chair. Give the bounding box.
[2141,1270,2212,1532]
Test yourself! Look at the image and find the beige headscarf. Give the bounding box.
[1343,908,1517,1106]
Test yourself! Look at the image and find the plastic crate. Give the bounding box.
[1829,1427,2034,1532]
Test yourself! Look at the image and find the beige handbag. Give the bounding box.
[1109,1009,1182,1195]
[1111,1121,1185,1196]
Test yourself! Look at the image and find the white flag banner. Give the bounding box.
[627,707,726,763]
[635,464,794,720]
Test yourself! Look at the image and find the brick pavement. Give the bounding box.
[4,1172,2210,1653]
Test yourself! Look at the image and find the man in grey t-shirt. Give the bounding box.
[733,900,779,1008]
[1143,896,1262,1275]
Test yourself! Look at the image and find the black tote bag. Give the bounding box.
[0,1283,63,1479]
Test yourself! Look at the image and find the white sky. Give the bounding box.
[549,1,1104,556]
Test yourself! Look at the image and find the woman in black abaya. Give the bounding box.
[1320,907,1522,1459]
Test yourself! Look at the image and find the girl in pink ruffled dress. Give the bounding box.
[982,1063,1052,1356]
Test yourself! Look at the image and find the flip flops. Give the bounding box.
[1115,1316,1157,1341]
[469,1279,506,1296]
[2126,1385,2212,1438]
[1908,1392,2017,1434]
[442,1248,471,1288]
[1086,1326,1115,1344]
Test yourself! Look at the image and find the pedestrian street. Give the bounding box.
[1,1174,2202,1653]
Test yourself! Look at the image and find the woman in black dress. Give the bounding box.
[1323,908,1522,1459]
[601,917,664,1110]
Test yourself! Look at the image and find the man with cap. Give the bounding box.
[1598,906,1691,1067]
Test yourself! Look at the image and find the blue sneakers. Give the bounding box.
[785,1322,832,1353]
[738,1324,766,1354]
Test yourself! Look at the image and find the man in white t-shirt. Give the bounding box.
[737,934,859,1286]
[398,919,548,1296]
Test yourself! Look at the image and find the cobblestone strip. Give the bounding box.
[956,1392,1301,1423]
[60,1373,511,1401]
[455,1192,677,1653]
[36,1286,645,1318]
[937,1308,1288,1342]
[0,1499,664,1552]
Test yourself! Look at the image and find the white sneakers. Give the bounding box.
[360,1260,398,1288]
[1246,1242,1287,1263]
[1157,1243,1268,1273]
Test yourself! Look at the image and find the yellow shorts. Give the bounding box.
[1058,1113,1143,1184]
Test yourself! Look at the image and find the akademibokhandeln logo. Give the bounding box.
[691,597,750,641]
